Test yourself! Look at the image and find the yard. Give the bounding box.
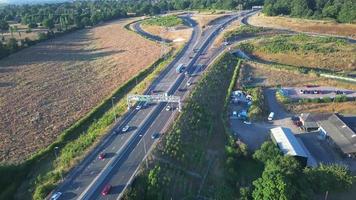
[0,17,161,164]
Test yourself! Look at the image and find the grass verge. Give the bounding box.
[142,15,183,27]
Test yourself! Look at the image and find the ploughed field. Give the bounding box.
[0,18,161,164]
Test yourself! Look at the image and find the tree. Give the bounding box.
[337,0,356,23]
[252,141,281,163]
[0,20,9,34]
[28,22,38,29]
[291,0,313,17]
[304,164,353,193]
[42,18,55,29]
[6,38,18,53]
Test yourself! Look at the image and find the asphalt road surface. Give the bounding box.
[52,10,255,200]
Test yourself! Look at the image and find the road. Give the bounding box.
[52,10,254,200]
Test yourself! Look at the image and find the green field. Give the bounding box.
[143,15,183,27]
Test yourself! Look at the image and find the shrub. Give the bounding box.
[143,15,182,27]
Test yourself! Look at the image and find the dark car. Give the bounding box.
[98,153,105,160]
[151,132,160,139]
[291,116,300,121]
[101,184,112,196]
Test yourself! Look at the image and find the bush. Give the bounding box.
[143,15,183,27]
[238,43,255,53]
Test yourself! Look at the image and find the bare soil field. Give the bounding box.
[0,18,161,164]
[140,23,192,48]
[248,13,356,39]
[241,62,356,114]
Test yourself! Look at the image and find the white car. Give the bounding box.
[243,121,252,125]
[135,105,142,110]
[186,81,192,86]
[165,106,171,111]
[122,125,130,132]
[51,192,62,200]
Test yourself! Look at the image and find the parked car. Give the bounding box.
[294,121,302,127]
[232,111,237,118]
[98,153,105,160]
[243,121,252,125]
[122,125,130,132]
[151,132,160,139]
[268,112,275,121]
[50,192,62,200]
[101,184,112,196]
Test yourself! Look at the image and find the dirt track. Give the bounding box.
[0,18,161,164]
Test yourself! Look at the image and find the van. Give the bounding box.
[268,112,274,121]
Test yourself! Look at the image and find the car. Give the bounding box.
[98,153,105,160]
[232,111,237,118]
[186,81,192,86]
[291,116,300,121]
[101,184,112,196]
[294,121,302,127]
[135,105,142,110]
[151,132,160,139]
[268,112,275,121]
[243,121,252,125]
[122,125,130,132]
[50,192,62,200]
[165,106,171,111]
[143,102,149,108]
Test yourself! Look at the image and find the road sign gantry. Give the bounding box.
[127,94,182,112]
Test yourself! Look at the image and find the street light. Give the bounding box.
[54,147,64,182]
[111,97,117,122]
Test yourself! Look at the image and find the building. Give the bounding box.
[298,113,356,158]
[300,113,319,132]
[270,127,308,166]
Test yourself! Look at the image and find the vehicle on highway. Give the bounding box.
[268,112,275,121]
[165,105,171,111]
[50,192,62,200]
[151,132,160,139]
[136,105,142,110]
[186,81,192,86]
[193,48,198,53]
[143,101,149,108]
[176,64,185,73]
[101,184,112,196]
[122,125,130,132]
[336,90,346,95]
[98,153,105,160]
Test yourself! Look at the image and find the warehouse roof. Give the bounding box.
[270,127,308,158]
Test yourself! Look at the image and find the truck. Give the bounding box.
[176,64,185,73]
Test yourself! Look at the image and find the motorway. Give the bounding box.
[53,10,254,200]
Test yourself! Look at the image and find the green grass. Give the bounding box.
[143,15,183,27]
[224,25,264,39]
[0,47,181,200]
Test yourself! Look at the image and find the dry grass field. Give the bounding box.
[0,18,161,164]
[248,13,356,39]
[248,36,356,72]
[241,62,356,114]
[191,12,229,29]
[2,22,48,42]
[140,23,192,48]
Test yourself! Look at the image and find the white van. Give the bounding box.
[268,112,275,121]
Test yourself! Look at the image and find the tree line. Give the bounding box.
[0,0,263,60]
[263,0,356,23]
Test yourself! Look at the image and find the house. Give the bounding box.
[270,127,308,167]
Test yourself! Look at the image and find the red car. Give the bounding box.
[101,184,112,196]
[98,153,105,160]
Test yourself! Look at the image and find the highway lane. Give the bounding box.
[53,16,200,200]
[89,11,255,200]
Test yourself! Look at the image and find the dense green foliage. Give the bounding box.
[248,141,354,200]
[143,15,183,27]
[245,87,265,120]
[263,0,356,23]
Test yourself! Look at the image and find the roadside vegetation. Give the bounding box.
[0,47,179,200]
[143,15,183,27]
[245,87,266,120]
[224,25,264,39]
[237,34,356,74]
[263,0,355,23]
[123,53,243,199]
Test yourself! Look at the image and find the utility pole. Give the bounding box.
[111,97,117,122]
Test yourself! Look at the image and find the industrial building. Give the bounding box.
[270,127,308,167]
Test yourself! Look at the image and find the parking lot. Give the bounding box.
[228,88,356,170]
[281,86,356,99]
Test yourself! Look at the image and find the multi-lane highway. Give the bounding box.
[52,10,254,200]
